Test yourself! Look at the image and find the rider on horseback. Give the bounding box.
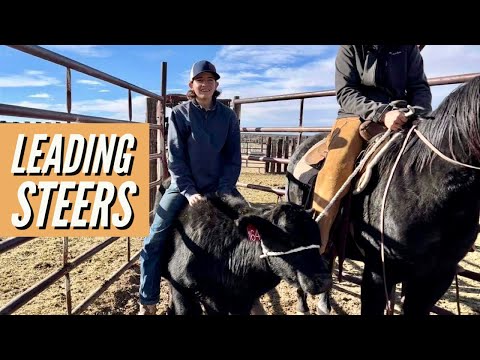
[313,45,432,253]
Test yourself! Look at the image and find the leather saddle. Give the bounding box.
[289,123,394,278]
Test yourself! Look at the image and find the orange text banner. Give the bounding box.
[0,123,150,237]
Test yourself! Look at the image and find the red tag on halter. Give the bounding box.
[246,224,261,242]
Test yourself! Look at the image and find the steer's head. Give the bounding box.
[237,202,332,295]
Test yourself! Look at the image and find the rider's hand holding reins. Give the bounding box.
[381,110,407,131]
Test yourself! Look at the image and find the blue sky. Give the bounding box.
[1,45,480,128]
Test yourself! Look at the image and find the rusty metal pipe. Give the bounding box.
[0,103,133,123]
[241,154,289,164]
[8,45,163,101]
[241,127,331,133]
[0,237,36,255]
[236,182,285,196]
[233,90,336,104]
[72,250,141,315]
[233,73,480,105]
[0,236,120,314]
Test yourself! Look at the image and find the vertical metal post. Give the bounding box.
[159,62,168,182]
[63,237,72,315]
[128,89,132,121]
[233,96,241,124]
[66,68,72,114]
[298,98,304,144]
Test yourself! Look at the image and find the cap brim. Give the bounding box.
[192,71,220,81]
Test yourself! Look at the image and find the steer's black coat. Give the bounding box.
[159,193,332,315]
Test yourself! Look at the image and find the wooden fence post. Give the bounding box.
[265,137,272,173]
[276,138,283,173]
[283,136,289,173]
[233,96,241,123]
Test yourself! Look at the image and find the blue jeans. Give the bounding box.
[139,185,187,305]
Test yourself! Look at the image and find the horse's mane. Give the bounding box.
[380,76,480,173]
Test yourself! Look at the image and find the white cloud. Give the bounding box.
[216,45,331,70]
[12,101,54,110]
[26,70,44,75]
[235,97,339,128]
[99,89,110,93]
[421,45,480,110]
[0,70,60,88]
[422,45,480,78]
[28,93,51,99]
[77,79,104,86]
[44,45,111,58]
[70,95,147,122]
[10,95,147,123]
[180,46,336,94]
[211,45,339,127]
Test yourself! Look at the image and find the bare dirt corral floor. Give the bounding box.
[1,165,479,315]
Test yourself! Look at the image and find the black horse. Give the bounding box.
[287,76,480,315]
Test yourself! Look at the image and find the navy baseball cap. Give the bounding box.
[190,60,220,81]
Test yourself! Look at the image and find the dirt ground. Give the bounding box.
[1,164,479,315]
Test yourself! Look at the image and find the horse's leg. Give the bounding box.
[295,288,310,315]
[402,267,457,315]
[361,263,396,315]
[315,250,335,315]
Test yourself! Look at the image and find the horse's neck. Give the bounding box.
[395,124,480,197]
[418,119,480,168]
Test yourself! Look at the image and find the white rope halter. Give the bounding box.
[260,242,320,259]
[246,223,320,258]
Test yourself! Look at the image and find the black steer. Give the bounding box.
[157,191,332,315]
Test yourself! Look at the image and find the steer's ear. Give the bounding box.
[208,195,241,219]
[237,215,290,251]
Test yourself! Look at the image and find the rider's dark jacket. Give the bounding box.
[335,45,432,122]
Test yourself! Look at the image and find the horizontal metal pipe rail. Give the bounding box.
[72,249,141,314]
[0,237,36,255]
[0,103,133,124]
[233,73,480,105]
[0,45,164,315]
[8,45,163,102]
[241,127,331,133]
[234,89,336,104]
[456,268,480,282]
[236,182,285,196]
[242,154,289,165]
[0,236,120,315]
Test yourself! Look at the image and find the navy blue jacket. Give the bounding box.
[167,99,241,200]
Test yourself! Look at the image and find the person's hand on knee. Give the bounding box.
[188,193,206,206]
